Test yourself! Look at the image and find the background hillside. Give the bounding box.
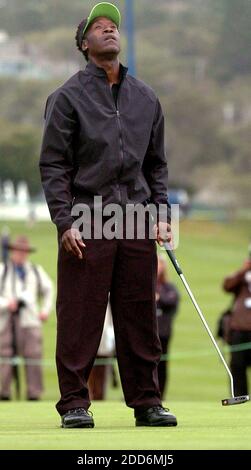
[0,0,250,208]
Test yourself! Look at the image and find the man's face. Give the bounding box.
[83,16,120,59]
[11,249,28,265]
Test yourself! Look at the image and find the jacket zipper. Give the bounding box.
[106,81,124,205]
[116,108,124,174]
[115,94,125,205]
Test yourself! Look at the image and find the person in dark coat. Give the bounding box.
[39,3,177,428]
[1,227,10,264]
[223,257,251,396]
[156,255,179,399]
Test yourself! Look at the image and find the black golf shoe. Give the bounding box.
[61,407,94,428]
[135,406,177,427]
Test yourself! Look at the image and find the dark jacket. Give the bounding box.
[223,266,251,331]
[39,61,170,235]
[156,282,179,338]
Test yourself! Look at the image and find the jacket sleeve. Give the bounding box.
[223,269,245,293]
[39,90,76,236]
[142,98,171,223]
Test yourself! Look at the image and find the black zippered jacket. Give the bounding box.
[39,61,170,235]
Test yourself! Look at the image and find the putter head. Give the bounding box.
[222,395,250,406]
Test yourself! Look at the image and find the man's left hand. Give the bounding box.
[154,222,172,246]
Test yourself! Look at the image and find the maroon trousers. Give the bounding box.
[56,226,162,416]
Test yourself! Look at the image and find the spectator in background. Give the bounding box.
[0,236,53,400]
[88,301,115,400]
[156,254,179,399]
[223,256,251,396]
[1,226,10,264]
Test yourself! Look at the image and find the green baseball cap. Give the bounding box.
[83,2,121,37]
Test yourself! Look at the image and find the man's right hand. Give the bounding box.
[61,228,86,259]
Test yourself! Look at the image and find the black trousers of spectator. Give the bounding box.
[229,330,251,396]
[158,336,170,400]
[55,220,162,416]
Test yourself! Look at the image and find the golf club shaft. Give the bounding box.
[180,273,234,397]
[163,242,235,398]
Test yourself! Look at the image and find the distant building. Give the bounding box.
[0,33,78,80]
[0,180,50,221]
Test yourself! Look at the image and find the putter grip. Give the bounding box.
[163,242,183,276]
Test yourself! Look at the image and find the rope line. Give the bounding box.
[0,341,251,367]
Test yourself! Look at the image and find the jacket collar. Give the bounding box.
[85,60,128,80]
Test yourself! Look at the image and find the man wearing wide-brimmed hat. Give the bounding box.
[0,236,53,400]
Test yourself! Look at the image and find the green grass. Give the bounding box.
[0,218,251,449]
[0,400,250,450]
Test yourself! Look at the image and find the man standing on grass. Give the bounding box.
[0,236,53,401]
[39,2,177,428]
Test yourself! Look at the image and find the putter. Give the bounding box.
[163,242,250,406]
